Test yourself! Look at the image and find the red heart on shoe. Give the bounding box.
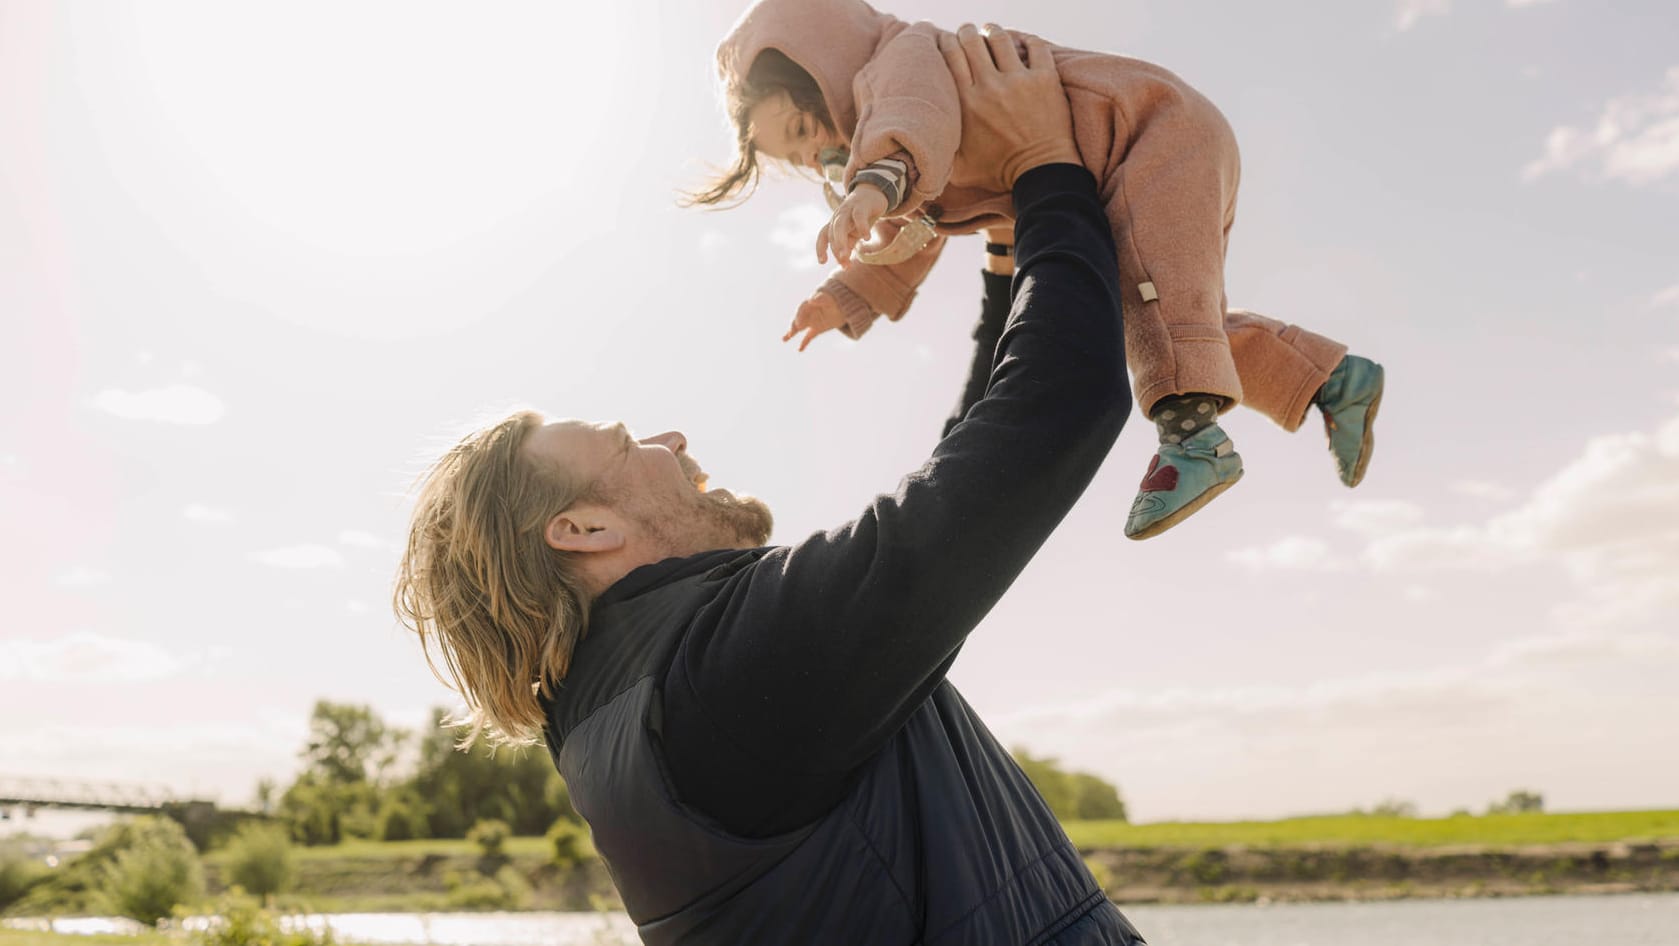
[1139,456,1179,492]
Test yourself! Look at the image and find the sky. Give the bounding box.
[3,0,1676,836]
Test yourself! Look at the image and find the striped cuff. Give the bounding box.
[849,157,911,213]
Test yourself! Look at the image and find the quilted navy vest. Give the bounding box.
[542,551,1141,945]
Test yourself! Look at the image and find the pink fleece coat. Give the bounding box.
[717,0,1347,428]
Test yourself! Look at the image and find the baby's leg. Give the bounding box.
[1224,309,1347,432]
[1101,95,1245,539]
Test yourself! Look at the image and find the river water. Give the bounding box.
[10,893,1679,945]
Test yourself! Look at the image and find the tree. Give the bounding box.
[408,708,574,838]
[1069,772,1128,821]
[222,822,293,898]
[1011,749,1127,823]
[301,700,408,786]
[1488,789,1545,815]
[100,816,205,926]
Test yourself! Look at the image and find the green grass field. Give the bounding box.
[1062,809,1679,849]
[226,809,1679,866]
[0,930,176,946]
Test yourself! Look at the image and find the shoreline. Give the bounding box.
[9,838,1678,920]
[1086,839,1679,905]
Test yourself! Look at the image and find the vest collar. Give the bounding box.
[595,547,773,608]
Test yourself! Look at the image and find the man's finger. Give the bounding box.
[982,24,1022,73]
[956,23,994,80]
[815,227,829,265]
[1023,35,1058,79]
[937,31,973,87]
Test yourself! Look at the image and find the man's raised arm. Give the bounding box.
[662,27,1130,835]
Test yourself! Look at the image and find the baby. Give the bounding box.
[692,0,1385,540]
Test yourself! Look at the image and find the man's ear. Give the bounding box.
[544,509,626,554]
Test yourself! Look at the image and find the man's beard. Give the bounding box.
[692,486,774,549]
[633,486,774,558]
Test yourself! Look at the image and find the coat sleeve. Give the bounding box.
[821,228,949,339]
[662,167,1131,835]
[844,22,960,216]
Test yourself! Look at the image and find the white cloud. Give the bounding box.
[768,204,830,271]
[184,503,235,524]
[1451,480,1517,502]
[88,384,227,425]
[1331,498,1425,536]
[337,530,386,549]
[250,545,346,568]
[52,566,111,589]
[1227,535,1345,571]
[0,632,194,683]
[1364,411,1679,625]
[0,714,308,805]
[698,229,730,260]
[991,627,1679,820]
[1394,0,1451,30]
[1397,0,1557,33]
[1650,284,1679,309]
[1523,67,1679,186]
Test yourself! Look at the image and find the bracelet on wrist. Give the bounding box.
[984,242,1014,257]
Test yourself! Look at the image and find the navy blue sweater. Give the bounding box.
[635,164,1130,837]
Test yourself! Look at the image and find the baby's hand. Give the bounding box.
[783,290,848,352]
[815,184,891,267]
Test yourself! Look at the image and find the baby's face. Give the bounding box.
[747,90,842,174]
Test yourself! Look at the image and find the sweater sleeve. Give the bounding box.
[844,22,960,217]
[662,166,1130,836]
[822,228,949,339]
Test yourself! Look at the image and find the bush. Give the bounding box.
[222,822,293,898]
[377,798,429,842]
[441,866,529,910]
[1069,773,1128,821]
[1012,749,1128,823]
[0,841,49,911]
[189,890,336,946]
[101,815,205,926]
[467,818,511,857]
[1488,790,1545,815]
[547,818,594,869]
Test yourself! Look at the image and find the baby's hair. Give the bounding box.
[685,49,835,208]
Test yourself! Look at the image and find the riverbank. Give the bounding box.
[11,810,1678,917]
[209,839,1679,912]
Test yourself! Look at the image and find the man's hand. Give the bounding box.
[938,24,1080,194]
[783,290,849,352]
[816,184,891,267]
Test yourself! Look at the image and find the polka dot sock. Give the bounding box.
[1151,394,1224,445]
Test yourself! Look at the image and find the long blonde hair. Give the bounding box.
[394,410,596,747]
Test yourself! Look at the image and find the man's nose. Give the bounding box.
[645,431,687,454]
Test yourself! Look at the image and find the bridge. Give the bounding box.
[0,776,241,849]
[0,776,210,817]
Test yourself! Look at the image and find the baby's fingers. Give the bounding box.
[814,222,832,266]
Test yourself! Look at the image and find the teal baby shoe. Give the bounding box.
[1317,355,1385,487]
[1124,424,1245,540]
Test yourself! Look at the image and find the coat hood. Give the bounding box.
[715,0,905,138]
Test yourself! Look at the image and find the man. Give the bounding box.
[396,25,1145,945]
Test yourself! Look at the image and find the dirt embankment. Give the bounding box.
[1085,840,1679,904]
[208,841,1679,911]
